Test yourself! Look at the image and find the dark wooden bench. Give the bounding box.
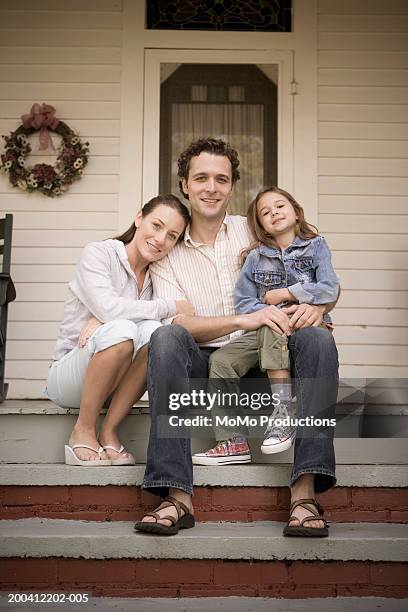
[0,214,16,402]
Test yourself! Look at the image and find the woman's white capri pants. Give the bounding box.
[45,318,161,409]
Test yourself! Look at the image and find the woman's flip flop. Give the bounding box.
[64,444,112,466]
[102,444,135,465]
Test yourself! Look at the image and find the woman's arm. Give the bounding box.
[77,316,102,347]
[71,242,177,322]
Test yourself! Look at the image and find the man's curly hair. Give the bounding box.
[177,137,240,199]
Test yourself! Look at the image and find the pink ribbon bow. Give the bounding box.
[21,103,60,150]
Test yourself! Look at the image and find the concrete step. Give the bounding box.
[1,596,406,612]
[1,518,408,561]
[1,519,407,598]
[1,400,408,464]
[1,464,407,523]
[2,463,407,487]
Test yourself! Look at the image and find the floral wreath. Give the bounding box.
[0,103,89,197]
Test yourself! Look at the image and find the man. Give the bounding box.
[134,138,338,537]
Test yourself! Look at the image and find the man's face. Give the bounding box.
[181,152,234,221]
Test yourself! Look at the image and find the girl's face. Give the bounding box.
[257,192,298,238]
[133,204,186,264]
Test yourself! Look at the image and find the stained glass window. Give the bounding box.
[146,0,292,32]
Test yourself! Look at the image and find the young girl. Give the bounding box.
[193,186,339,465]
[237,186,339,451]
[45,194,193,466]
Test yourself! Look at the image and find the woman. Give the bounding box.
[45,194,192,466]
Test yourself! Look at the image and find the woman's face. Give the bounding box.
[133,204,186,264]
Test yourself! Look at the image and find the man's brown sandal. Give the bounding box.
[283,498,329,537]
[134,495,195,536]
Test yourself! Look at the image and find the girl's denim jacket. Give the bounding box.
[234,235,339,324]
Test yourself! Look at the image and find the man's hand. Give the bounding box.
[282,303,325,330]
[175,300,195,316]
[238,305,291,335]
[78,316,102,348]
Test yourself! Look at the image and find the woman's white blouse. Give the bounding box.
[52,239,176,361]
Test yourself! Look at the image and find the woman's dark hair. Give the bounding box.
[241,186,319,264]
[115,194,190,244]
[177,137,240,199]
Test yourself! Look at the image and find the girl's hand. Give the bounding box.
[239,305,291,335]
[175,300,195,316]
[264,288,289,305]
[283,303,325,329]
[78,316,102,348]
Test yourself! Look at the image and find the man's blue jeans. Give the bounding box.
[142,324,339,497]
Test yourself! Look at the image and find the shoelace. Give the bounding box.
[264,402,294,438]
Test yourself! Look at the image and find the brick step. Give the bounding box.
[1,463,407,522]
[1,464,407,522]
[1,519,407,598]
[1,485,407,523]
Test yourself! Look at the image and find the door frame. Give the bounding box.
[142,48,294,205]
[119,0,318,227]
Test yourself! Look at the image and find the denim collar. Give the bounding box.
[258,235,313,257]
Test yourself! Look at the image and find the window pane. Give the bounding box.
[159,63,277,215]
[147,0,292,32]
[171,103,264,215]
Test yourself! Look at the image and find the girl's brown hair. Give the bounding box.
[115,194,190,245]
[241,186,319,264]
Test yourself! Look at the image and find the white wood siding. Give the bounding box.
[0,0,122,397]
[2,0,407,397]
[318,0,408,377]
